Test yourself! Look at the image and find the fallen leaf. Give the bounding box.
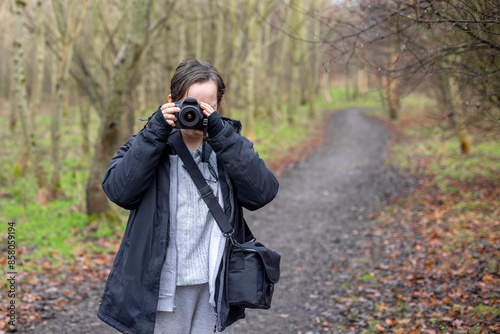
[482,273,494,282]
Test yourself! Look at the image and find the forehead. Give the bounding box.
[185,81,218,105]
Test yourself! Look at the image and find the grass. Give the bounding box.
[0,104,120,269]
[366,91,438,121]
[324,86,383,110]
[251,108,320,163]
[471,304,500,317]
[383,92,499,191]
[357,273,376,281]
[391,133,499,188]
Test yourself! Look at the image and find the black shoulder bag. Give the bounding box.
[172,132,280,309]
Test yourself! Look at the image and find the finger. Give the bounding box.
[161,107,177,127]
[162,107,180,116]
[165,115,176,127]
[163,112,177,120]
[200,102,214,110]
[199,102,215,116]
[161,102,177,110]
[162,111,177,121]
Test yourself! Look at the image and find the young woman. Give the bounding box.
[97,59,279,333]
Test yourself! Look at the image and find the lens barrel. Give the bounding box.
[174,97,205,130]
[179,107,201,127]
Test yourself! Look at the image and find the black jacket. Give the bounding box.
[97,108,279,333]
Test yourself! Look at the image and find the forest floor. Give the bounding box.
[5,108,499,333]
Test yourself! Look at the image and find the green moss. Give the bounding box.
[471,304,500,317]
[358,273,376,281]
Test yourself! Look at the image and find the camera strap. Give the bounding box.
[202,118,209,162]
[171,131,234,237]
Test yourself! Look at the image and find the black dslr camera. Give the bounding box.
[174,97,206,130]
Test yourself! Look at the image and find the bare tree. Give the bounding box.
[11,0,49,200]
[29,0,45,115]
[306,0,322,119]
[244,0,260,141]
[319,0,499,150]
[86,0,153,218]
[286,1,306,125]
[12,0,31,175]
[50,0,88,199]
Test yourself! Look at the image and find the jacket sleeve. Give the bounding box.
[101,108,172,210]
[208,121,279,211]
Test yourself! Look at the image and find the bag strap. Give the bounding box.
[171,132,234,237]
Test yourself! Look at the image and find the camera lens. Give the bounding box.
[179,107,201,127]
[183,111,195,122]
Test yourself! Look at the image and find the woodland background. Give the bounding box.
[0,0,498,332]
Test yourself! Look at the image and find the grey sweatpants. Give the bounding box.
[154,284,234,334]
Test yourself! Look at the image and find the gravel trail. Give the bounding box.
[233,108,401,334]
[26,108,406,334]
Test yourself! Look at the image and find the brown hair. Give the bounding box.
[170,59,226,108]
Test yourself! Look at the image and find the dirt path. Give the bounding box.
[25,108,406,333]
[233,108,405,333]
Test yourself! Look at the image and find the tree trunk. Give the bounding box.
[385,39,401,120]
[87,41,130,217]
[213,1,224,70]
[122,88,136,142]
[223,0,245,119]
[435,73,472,155]
[195,5,203,59]
[276,4,290,117]
[449,76,472,154]
[50,44,75,199]
[12,0,31,176]
[137,75,147,116]
[12,0,47,191]
[265,18,276,123]
[79,96,91,155]
[86,0,152,218]
[12,0,47,196]
[0,31,11,99]
[255,1,267,120]
[360,69,369,100]
[307,0,321,119]
[178,10,187,61]
[244,0,258,142]
[9,86,17,131]
[50,0,88,200]
[30,0,45,116]
[385,74,400,120]
[287,1,305,126]
[344,66,351,100]
[376,71,388,114]
[321,69,332,103]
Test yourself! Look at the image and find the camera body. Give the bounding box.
[174,97,206,130]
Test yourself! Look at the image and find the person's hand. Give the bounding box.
[160,103,179,127]
[199,102,224,137]
[199,102,216,117]
[200,102,224,137]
